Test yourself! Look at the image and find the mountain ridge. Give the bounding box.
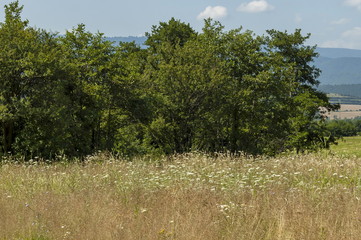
[316,47,361,59]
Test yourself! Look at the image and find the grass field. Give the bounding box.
[330,136,361,157]
[2,150,361,239]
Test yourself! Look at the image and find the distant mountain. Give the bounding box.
[316,47,361,59]
[318,84,361,98]
[106,36,147,46]
[314,56,361,85]
[314,48,361,85]
[315,48,361,102]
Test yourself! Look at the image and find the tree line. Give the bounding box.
[326,118,361,137]
[0,1,338,159]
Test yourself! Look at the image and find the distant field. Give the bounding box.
[330,136,361,157]
[328,94,361,105]
[325,104,361,119]
[324,93,361,119]
[320,85,361,100]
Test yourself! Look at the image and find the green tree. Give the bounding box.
[265,29,339,153]
[145,17,196,51]
[58,24,118,156]
[0,3,338,158]
[110,41,151,156]
[143,19,228,154]
[0,1,66,157]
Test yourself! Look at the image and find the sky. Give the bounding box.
[1,0,361,49]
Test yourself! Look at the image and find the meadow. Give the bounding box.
[331,136,361,157]
[1,138,361,239]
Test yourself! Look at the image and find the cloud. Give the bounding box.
[320,40,352,48]
[344,0,361,10]
[197,6,228,20]
[342,26,361,36]
[237,0,274,13]
[320,27,361,49]
[331,18,350,25]
[295,14,302,23]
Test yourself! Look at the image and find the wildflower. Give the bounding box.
[102,174,109,179]
[218,204,229,211]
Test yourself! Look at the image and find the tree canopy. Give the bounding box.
[0,2,338,159]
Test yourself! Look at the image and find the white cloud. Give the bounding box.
[344,0,361,10]
[331,18,350,25]
[320,27,361,49]
[197,6,228,20]
[237,0,274,13]
[342,26,361,37]
[295,14,302,23]
[320,40,352,48]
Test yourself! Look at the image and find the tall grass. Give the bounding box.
[1,152,361,239]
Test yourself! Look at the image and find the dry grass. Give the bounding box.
[1,153,361,239]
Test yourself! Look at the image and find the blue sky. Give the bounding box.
[1,0,361,49]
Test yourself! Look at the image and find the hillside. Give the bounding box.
[316,47,361,58]
[106,36,147,46]
[318,84,361,98]
[314,47,361,85]
[314,55,361,85]
[314,48,361,102]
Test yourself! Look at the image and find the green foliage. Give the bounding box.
[326,118,361,137]
[0,2,337,159]
[0,1,64,156]
[145,17,196,50]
